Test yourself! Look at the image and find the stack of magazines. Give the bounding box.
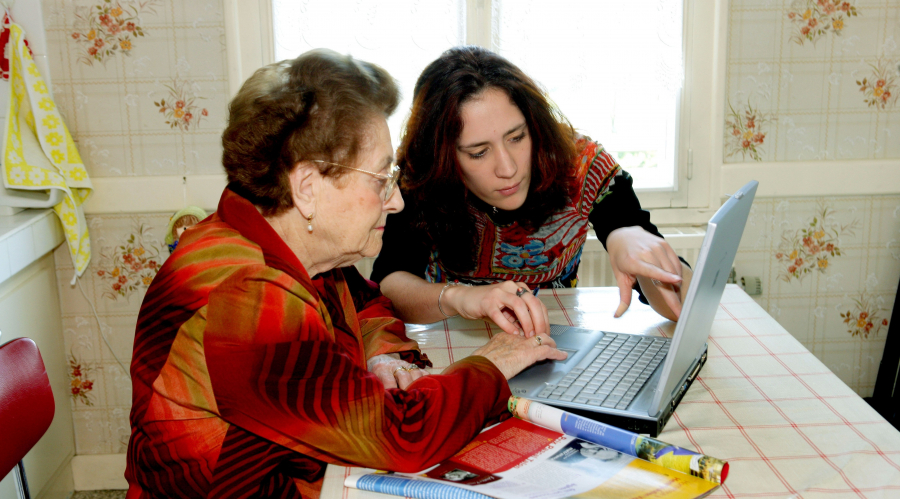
[345,397,729,499]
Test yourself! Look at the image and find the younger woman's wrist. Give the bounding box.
[438,282,470,317]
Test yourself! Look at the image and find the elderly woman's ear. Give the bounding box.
[289,162,320,219]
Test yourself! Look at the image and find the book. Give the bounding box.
[345,397,729,499]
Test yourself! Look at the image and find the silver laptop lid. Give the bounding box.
[648,180,758,415]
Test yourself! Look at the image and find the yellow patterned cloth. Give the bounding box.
[3,23,92,276]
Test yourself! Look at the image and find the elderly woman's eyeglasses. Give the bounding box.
[310,160,400,203]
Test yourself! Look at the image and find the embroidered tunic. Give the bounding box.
[372,138,661,288]
[125,188,511,499]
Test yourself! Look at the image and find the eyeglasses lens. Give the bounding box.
[383,166,399,202]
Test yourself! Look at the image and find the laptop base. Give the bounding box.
[536,350,707,437]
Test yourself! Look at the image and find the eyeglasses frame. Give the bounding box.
[309,160,400,203]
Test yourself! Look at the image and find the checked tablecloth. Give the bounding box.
[321,285,900,498]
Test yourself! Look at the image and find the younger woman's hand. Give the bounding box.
[472,332,568,380]
[606,226,684,318]
[443,281,549,337]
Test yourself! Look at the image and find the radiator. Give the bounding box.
[578,227,706,287]
[354,227,706,286]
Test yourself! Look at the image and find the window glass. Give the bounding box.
[272,0,684,190]
[492,0,684,190]
[272,0,466,148]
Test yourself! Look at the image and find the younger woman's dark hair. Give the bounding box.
[222,49,399,216]
[399,46,577,272]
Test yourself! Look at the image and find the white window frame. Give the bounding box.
[83,0,898,217]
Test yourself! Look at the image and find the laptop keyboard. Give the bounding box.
[536,333,669,411]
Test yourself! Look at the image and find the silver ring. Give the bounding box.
[404,365,419,371]
[651,278,662,286]
[515,287,527,297]
[534,336,543,347]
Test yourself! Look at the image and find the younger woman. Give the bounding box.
[371,47,691,337]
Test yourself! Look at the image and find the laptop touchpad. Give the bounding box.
[555,347,578,362]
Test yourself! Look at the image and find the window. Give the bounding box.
[272,0,466,151]
[229,0,715,211]
[490,1,684,191]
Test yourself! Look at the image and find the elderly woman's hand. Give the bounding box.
[606,226,685,319]
[471,332,568,380]
[367,354,429,390]
[444,281,549,338]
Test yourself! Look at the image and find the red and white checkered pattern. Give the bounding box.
[322,285,900,498]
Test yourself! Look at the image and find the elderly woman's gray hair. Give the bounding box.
[222,49,400,215]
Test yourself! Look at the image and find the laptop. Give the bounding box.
[509,180,758,436]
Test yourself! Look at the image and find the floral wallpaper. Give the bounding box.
[727,0,900,161]
[857,59,898,109]
[728,1,899,397]
[68,352,96,406]
[42,0,228,177]
[71,0,160,65]
[95,222,163,298]
[733,195,899,397]
[41,0,228,455]
[57,214,171,455]
[787,0,859,45]
[725,101,772,160]
[774,204,858,282]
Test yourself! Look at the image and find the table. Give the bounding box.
[321,285,900,498]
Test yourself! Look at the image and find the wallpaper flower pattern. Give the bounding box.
[725,101,771,161]
[71,0,161,65]
[727,1,900,162]
[68,352,96,406]
[154,79,209,131]
[775,205,859,282]
[787,0,859,45]
[857,59,899,110]
[95,223,163,299]
[841,292,890,339]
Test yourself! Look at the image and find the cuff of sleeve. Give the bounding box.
[444,355,513,422]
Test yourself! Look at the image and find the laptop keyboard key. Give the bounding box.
[564,386,582,397]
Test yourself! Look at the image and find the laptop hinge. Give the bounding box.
[671,350,707,410]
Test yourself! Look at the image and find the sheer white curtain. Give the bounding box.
[272,0,465,147]
[492,0,683,190]
[272,0,683,190]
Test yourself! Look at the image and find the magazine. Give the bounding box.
[345,397,728,499]
[508,396,729,483]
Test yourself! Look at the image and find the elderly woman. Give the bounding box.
[125,49,566,498]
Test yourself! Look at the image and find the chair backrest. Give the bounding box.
[0,337,55,479]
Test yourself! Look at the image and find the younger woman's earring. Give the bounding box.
[306,213,314,233]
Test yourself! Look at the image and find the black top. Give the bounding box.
[371,171,680,303]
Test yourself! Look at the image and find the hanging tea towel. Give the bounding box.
[2,19,92,279]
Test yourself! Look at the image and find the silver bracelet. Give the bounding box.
[438,282,469,318]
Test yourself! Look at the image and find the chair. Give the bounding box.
[0,338,56,499]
